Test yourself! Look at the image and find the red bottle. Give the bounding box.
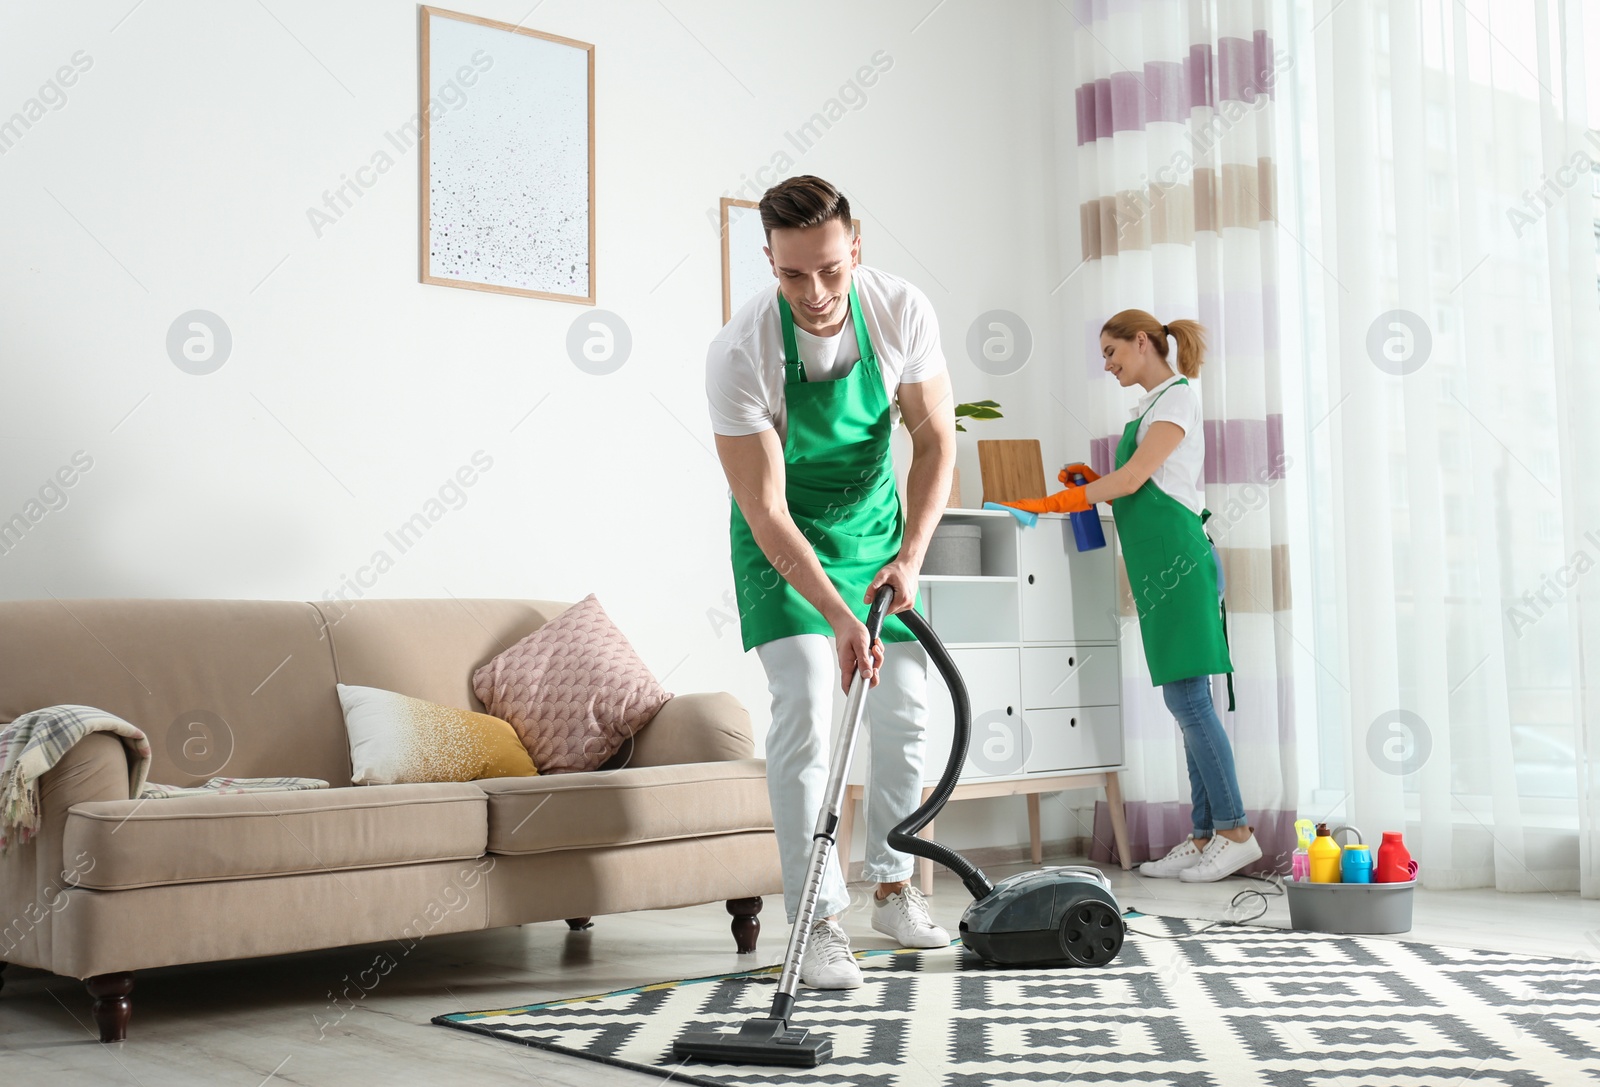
[1375,831,1412,882]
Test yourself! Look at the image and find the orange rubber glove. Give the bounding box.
[1002,485,1092,514]
[1058,462,1102,486]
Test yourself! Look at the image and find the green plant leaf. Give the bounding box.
[902,400,1000,431]
[955,402,1003,421]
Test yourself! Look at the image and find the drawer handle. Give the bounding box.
[1068,656,1075,666]
[1070,717,1077,727]
[1006,706,1014,716]
[1027,574,1035,584]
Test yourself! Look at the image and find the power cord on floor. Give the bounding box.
[1122,873,1286,939]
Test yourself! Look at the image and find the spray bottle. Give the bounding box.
[1066,472,1107,552]
[1292,819,1314,882]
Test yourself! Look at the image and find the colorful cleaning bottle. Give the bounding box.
[1341,843,1373,883]
[1067,472,1106,551]
[1309,822,1342,883]
[1292,819,1314,882]
[1375,831,1413,883]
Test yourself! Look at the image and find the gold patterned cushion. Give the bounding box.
[472,594,673,774]
[335,684,538,784]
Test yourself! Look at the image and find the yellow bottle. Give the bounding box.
[1309,822,1342,883]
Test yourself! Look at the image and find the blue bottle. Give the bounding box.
[1340,844,1373,884]
[1068,472,1106,552]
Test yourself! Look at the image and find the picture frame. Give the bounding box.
[719,196,862,324]
[419,6,595,305]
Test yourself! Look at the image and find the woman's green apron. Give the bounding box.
[1110,378,1234,708]
[729,283,919,652]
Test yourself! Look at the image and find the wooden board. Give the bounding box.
[977,440,1047,505]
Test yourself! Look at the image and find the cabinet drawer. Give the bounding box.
[1022,706,1123,773]
[1020,646,1118,709]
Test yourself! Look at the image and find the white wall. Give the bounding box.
[0,0,1092,855]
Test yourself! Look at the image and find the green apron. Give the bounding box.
[1110,378,1235,707]
[729,283,919,652]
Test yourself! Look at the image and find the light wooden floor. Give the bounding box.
[3,854,1597,1086]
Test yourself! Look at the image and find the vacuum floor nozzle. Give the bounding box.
[673,1017,832,1068]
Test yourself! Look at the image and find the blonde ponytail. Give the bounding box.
[1166,318,1207,378]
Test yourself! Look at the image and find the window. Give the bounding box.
[1427,103,1449,150]
[1537,511,1561,545]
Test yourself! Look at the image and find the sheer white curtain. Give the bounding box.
[1062,0,1298,873]
[1284,0,1599,895]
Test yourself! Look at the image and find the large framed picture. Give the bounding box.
[420,7,595,304]
[719,197,861,324]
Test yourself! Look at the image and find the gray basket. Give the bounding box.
[923,524,982,576]
[1286,879,1415,935]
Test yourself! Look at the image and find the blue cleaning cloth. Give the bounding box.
[984,501,1038,527]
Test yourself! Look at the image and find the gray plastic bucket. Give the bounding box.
[923,524,983,576]
[1286,879,1415,935]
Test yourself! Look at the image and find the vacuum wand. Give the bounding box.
[672,585,896,1068]
[770,584,895,1019]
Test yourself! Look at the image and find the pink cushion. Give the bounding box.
[472,595,672,773]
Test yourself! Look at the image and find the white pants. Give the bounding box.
[755,633,930,923]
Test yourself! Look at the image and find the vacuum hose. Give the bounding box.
[888,605,996,902]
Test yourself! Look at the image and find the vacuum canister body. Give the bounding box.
[959,866,1125,968]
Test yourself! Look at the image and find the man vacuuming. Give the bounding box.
[706,175,957,989]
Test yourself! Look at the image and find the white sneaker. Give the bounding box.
[1178,831,1263,883]
[799,919,862,989]
[871,886,950,949]
[1139,838,1207,879]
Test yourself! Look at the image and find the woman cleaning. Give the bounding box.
[1003,309,1259,883]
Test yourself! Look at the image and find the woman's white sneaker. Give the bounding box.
[799,919,862,989]
[1138,838,1207,879]
[1178,831,1262,882]
[871,886,949,949]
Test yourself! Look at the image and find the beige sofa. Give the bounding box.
[0,597,783,1041]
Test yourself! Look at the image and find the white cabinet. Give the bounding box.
[909,510,1124,784]
[840,510,1132,883]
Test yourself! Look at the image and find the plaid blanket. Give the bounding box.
[1,705,327,853]
[0,705,150,851]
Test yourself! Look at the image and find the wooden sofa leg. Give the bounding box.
[727,897,762,954]
[564,917,593,931]
[0,961,7,993]
[86,972,133,1042]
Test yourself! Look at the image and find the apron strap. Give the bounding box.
[1205,511,1236,711]
[778,283,872,386]
[1219,597,1236,713]
[778,293,805,384]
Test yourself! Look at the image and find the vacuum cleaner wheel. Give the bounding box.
[1058,899,1124,967]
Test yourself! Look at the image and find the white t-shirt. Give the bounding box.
[1132,375,1205,515]
[706,264,947,440]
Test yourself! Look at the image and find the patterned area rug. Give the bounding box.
[433,917,1600,1086]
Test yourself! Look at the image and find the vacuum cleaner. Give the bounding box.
[673,586,1124,1069]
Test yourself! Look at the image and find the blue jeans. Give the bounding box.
[1161,674,1246,837]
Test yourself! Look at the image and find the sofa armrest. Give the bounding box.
[0,731,131,971]
[619,692,754,768]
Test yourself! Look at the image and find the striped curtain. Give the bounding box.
[1065,0,1296,872]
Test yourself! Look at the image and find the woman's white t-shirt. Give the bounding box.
[705,264,947,441]
[1132,375,1205,515]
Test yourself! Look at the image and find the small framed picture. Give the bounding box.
[420,6,595,304]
